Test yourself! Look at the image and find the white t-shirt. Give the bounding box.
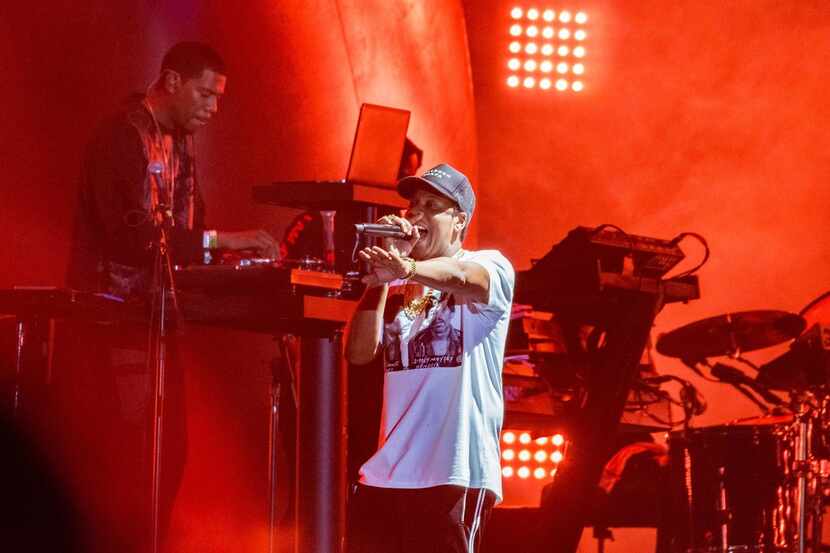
[358,249,515,501]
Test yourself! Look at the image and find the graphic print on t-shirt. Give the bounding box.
[384,295,463,372]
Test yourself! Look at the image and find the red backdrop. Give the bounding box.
[0,1,477,551]
[3,0,830,549]
[465,0,830,427]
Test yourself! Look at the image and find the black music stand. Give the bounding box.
[253,180,405,553]
[515,226,701,553]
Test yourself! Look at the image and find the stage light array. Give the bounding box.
[506,7,588,92]
[500,431,567,481]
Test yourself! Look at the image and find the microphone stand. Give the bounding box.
[147,167,182,553]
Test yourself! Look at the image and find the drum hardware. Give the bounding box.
[794,401,812,553]
[658,302,830,553]
[717,466,730,553]
[656,310,806,360]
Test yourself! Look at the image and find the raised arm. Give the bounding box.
[345,283,389,365]
[359,248,490,304]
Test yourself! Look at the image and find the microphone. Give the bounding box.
[354,223,413,239]
[711,362,785,406]
[146,161,173,225]
[147,160,164,175]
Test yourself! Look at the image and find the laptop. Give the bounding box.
[344,103,411,188]
[251,103,412,211]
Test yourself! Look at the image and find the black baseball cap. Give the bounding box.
[397,163,476,224]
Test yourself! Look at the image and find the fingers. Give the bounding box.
[359,246,394,263]
[377,215,413,236]
[250,230,277,258]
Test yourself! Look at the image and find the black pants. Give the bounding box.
[51,321,186,553]
[349,484,496,553]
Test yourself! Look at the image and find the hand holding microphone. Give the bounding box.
[356,215,420,253]
[356,215,421,285]
[354,223,414,239]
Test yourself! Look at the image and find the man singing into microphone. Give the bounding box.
[346,163,514,553]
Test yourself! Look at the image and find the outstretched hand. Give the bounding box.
[359,215,420,286]
[359,246,409,286]
[217,229,279,259]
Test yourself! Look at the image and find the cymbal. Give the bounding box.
[728,413,794,426]
[656,310,805,359]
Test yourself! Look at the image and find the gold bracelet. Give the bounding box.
[402,257,417,280]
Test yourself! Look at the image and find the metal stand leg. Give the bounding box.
[717,467,729,553]
[797,413,810,553]
[296,331,346,553]
[14,321,24,416]
[269,335,300,553]
[12,318,51,421]
[150,287,168,553]
[268,356,281,553]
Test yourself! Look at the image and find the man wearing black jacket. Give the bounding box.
[62,42,277,552]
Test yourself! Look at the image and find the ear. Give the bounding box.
[454,211,468,234]
[161,70,182,94]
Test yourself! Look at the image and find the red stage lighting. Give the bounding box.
[500,429,569,506]
[505,6,587,93]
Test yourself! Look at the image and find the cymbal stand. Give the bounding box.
[791,392,815,553]
[268,335,299,553]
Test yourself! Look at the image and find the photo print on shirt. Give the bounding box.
[384,294,463,372]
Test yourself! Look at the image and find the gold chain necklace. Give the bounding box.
[401,250,463,319]
[403,289,440,319]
